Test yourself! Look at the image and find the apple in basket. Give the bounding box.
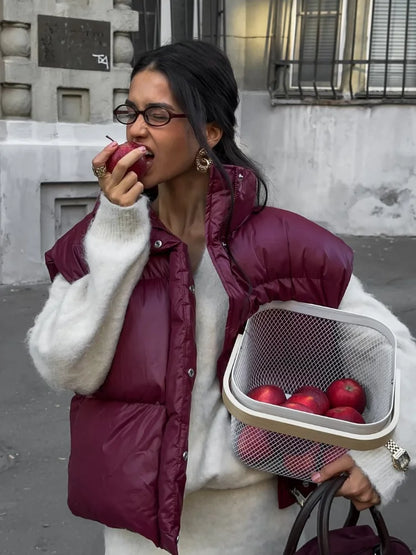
[247,385,286,406]
[326,378,366,414]
[325,406,366,424]
[283,442,320,476]
[281,400,315,414]
[321,444,348,468]
[237,425,273,464]
[287,385,330,415]
[107,141,149,179]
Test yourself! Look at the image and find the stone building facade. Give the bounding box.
[0,0,138,284]
[1,0,415,285]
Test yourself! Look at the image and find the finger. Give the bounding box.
[314,456,366,498]
[103,171,138,199]
[92,140,119,171]
[336,466,380,506]
[319,463,380,510]
[352,493,381,511]
[104,173,144,207]
[117,181,144,207]
[311,454,380,510]
[108,146,147,181]
[311,453,355,484]
[337,467,367,496]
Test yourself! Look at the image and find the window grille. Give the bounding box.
[268,0,416,103]
[367,0,416,93]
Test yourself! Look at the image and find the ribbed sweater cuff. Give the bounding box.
[349,446,406,505]
[89,193,150,242]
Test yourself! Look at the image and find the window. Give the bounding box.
[268,0,416,102]
[368,1,416,92]
[170,0,195,41]
[291,1,345,90]
[170,0,227,47]
[198,0,227,47]
[131,0,161,62]
[131,0,226,61]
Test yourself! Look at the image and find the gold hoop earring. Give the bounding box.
[195,147,213,173]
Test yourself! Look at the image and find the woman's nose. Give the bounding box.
[128,113,149,137]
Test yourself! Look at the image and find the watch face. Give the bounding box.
[393,453,410,471]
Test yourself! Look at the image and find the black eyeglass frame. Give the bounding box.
[113,103,187,127]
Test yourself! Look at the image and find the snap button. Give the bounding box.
[189,284,195,293]
[154,240,162,248]
[188,368,195,378]
[182,451,188,461]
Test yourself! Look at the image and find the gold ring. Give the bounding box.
[92,165,107,178]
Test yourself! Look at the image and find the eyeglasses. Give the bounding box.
[113,104,187,127]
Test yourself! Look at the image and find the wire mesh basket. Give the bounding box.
[222,300,399,482]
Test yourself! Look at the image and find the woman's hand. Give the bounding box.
[311,453,380,510]
[92,141,146,207]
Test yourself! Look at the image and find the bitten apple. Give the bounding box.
[326,378,366,413]
[325,406,365,424]
[107,141,149,179]
[237,425,273,463]
[288,386,330,415]
[248,384,286,406]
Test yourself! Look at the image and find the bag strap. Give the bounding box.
[317,475,393,555]
[282,475,346,555]
[283,473,393,555]
[343,499,360,527]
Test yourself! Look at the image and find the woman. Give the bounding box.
[28,40,415,554]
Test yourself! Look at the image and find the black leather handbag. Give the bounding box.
[283,474,413,555]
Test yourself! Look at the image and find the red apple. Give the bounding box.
[247,385,286,406]
[281,401,315,414]
[325,406,366,424]
[320,445,348,468]
[326,378,366,413]
[294,385,330,413]
[288,386,330,415]
[283,442,320,476]
[106,141,148,179]
[237,425,273,463]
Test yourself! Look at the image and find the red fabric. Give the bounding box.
[295,525,412,554]
[277,477,318,509]
[46,165,353,555]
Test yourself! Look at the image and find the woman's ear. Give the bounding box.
[205,122,223,149]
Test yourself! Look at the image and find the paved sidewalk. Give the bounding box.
[0,235,415,554]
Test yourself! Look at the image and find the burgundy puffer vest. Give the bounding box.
[45,165,353,555]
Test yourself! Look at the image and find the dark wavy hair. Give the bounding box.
[131,40,268,209]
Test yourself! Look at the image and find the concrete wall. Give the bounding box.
[0,120,123,284]
[224,0,271,90]
[0,0,137,284]
[239,93,416,236]
[224,0,416,237]
[1,0,415,285]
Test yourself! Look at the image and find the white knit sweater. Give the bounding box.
[28,194,416,554]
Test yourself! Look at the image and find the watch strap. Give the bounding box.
[385,439,411,471]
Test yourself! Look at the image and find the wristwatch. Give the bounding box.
[385,439,411,471]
